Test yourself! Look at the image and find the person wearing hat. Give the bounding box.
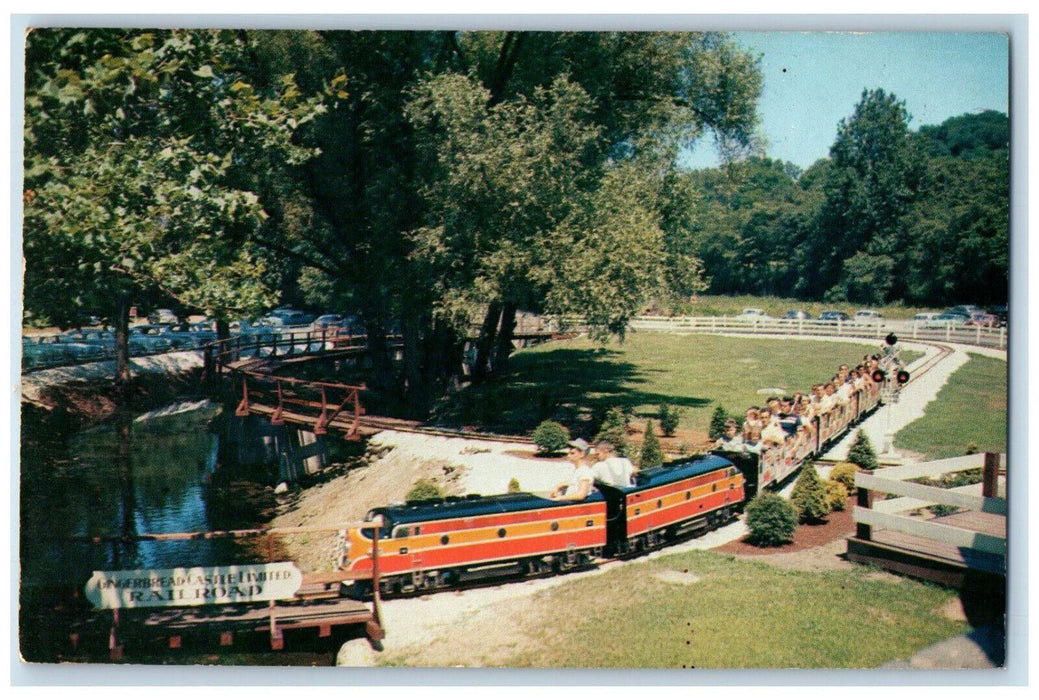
[550,438,596,501]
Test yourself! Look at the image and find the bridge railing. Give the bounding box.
[232,370,366,438]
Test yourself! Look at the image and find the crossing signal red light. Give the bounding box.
[896,370,910,384]
[871,369,886,383]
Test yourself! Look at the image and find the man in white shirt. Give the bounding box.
[591,440,637,488]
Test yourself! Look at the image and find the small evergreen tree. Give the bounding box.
[595,406,629,455]
[825,479,849,511]
[745,493,798,547]
[659,403,681,437]
[829,462,860,492]
[791,463,831,523]
[640,420,665,469]
[532,420,571,456]
[406,478,444,503]
[846,430,879,471]
[708,405,730,440]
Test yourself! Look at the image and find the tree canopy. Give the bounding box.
[22,29,1008,412]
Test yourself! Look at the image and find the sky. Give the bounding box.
[683,31,1010,170]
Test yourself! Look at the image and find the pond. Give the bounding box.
[19,400,282,590]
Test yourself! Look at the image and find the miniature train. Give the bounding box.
[340,379,882,597]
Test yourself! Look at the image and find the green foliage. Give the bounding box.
[745,493,798,547]
[825,480,849,512]
[846,430,880,471]
[708,405,731,440]
[791,463,831,523]
[23,29,323,332]
[828,462,861,492]
[640,421,665,469]
[659,403,682,437]
[532,420,571,456]
[405,478,443,503]
[965,441,980,455]
[595,406,629,455]
[507,478,522,494]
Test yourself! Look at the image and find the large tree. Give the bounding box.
[260,30,762,412]
[803,88,925,302]
[23,29,324,390]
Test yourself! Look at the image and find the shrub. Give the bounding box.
[507,478,521,494]
[659,403,682,437]
[640,420,664,469]
[829,462,860,492]
[532,420,570,456]
[846,430,879,471]
[406,478,443,503]
[825,480,849,511]
[595,406,629,455]
[791,463,831,523]
[708,405,730,441]
[745,493,798,547]
[965,441,980,455]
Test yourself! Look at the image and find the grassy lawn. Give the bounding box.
[379,549,967,668]
[895,352,1008,459]
[438,333,917,440]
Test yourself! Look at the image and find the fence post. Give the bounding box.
[855,484,873,540]
[983,452,1000,498]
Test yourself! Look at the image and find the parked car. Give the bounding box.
[232,319,275,342]
[819,310,850,322]
[853,309,883,324]
[783,309,811,320]
[262,308,317,327]
[945,305,984,318]
[912,312,940,324]
[965,312,998,328]
[128,325,174,353]
[147,308,179,325]
[737,308,769,319]
[925,312,970,328]
[314,313,348,329]
[158,322,217,348]
[987,305,1008,327]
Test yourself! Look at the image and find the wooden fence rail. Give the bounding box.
[847,452,1006,586]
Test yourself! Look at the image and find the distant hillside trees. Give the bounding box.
[682,101,1008,308]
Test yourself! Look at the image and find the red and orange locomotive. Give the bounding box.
[342,454,744,596]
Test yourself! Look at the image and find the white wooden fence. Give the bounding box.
[621,315,1006,349]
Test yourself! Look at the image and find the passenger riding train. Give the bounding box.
[339,370,883,598]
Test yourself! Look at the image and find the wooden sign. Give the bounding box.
[84,562,303,609]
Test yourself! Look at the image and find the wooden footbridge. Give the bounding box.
[203,327,563,441]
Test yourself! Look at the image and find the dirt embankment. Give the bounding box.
[20,354,209,434]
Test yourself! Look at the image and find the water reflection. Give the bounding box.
[20,401,267,588]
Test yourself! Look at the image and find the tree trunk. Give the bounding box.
[493,302,518,376]
[113,292,132,403]
[401,313,431,417]
[472,301,502,382]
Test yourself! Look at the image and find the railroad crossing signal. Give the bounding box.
[877,333,909,403]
